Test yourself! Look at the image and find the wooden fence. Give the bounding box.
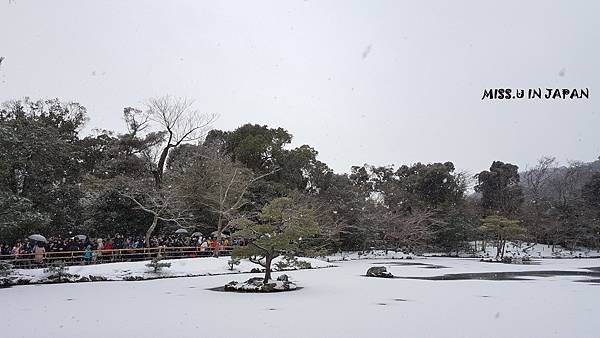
[0,245,236,269]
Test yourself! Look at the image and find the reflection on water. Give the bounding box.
[398,268,600,282]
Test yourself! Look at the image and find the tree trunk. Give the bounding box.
[154,145,172,189]
[213,215,223,257]
[496,238,502,259]
[263,254,273,284]
[145,215,159,248]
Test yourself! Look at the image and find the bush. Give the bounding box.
[228,257,241,270]
[44,261,72,282]
[145,255,171,274]
[274,256,312,270]
[0,261,13,277]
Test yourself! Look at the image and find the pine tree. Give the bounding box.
[44,261,71,282]
[479,216,525,259]
[230,197,319,283]
[0,261,13,277]
[145,255,171,274]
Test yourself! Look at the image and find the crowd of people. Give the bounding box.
[0,233,245,266]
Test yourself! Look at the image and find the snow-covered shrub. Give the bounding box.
[0,261,13,277]
[146,256,171,273]
[228,257,241,270]
[44,261,72,282]
[274,256,312,271]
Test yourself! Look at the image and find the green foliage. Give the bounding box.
[348,162,469,252]
[0,192,50,243]
[0,99,89,235]
[312,174,369,251]
[274,255,312,270]
[205,124,332,193]
[206,124,290,174]
[145,255,171,274]
[351,162,463,211]
[480,215,525,239]
[80,187,153,237]
[232,197,319,258]
[475,161,524,215]
[231,197,319,281]
[394,162,463,209]
[430,203,478,254]
[1,95,598,254]
[479,215,525,258]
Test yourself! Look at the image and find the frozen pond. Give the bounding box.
[2,257,600,338]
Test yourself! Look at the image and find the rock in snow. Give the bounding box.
[366,266,394,278]
[224,277,297,292]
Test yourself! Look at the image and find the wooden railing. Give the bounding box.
[0,245,236,269]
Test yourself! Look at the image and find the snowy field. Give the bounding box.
[2,257,600,338]
[9,256,333,283]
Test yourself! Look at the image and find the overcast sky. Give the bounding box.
[1,0,598,174]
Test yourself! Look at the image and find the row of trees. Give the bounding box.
[0,97,599,260]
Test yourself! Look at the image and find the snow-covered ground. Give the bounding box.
[470,242,600,258]
[2,257,599,338]
[7,256,332,284]
[323,250,413,261]
[322,242,600,263]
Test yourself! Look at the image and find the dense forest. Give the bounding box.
[1,97,599,254]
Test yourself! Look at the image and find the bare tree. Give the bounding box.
[180,146,278,254]
[522,156,556,241]
[378,208,436,253]
[139,96,217,188]
[285,190,354,254]
[524,157,556,199]
[109,97,215,245]
[551,161,587,208]
[120,187,193,247]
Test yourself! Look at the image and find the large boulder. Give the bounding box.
[0,278,13,288]
[76,276,91,283]
[123,276,145,281]
[88,275,108,282]
[366,266,394,278]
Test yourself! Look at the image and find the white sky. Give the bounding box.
[1,0,599,174]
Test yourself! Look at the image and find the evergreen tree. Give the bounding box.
[230,197,319,283]
[479,215,525,259]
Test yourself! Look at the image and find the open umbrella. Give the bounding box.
[75,234,87,240]
[175,228,189,234]
[191,232,203,237]
[29,234,48,243]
